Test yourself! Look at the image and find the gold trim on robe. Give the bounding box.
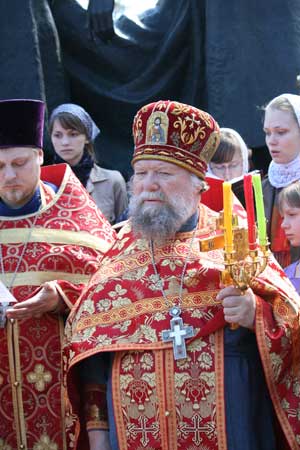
[66,204,300,450]
[0,228,112,253]
[0,163,116,450]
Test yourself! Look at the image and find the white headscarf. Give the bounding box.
[266,93,300,188]
[50,103,100,141]
[207,127,249,178]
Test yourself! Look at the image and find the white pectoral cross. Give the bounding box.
[162,306,194,360]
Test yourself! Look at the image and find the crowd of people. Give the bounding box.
[1,93,300,450]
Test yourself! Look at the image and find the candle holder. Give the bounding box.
[199,213,270,291]
[217,172,269,330]
[218,212,270,330]
[222,244,270,292]
[217,212,270,290]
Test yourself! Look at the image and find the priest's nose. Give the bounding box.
[3,165,17,181]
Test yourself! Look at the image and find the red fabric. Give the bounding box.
[65,204,300,450]
[201,176,247,219]
[270,205,291,267]
[132,100,220,179]
[0,164,116,450]
[201,176,224,211]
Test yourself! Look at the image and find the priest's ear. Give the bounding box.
[199,179,209,194]
[191,174,208,194]
[36,148,44,166]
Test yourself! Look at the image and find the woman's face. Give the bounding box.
[263,108,300,164]
[50,119,88,166]
[209,149,244,181]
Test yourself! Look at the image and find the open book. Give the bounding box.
[229,170,261,209]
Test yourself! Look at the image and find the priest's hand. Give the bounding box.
[217,285,256,329]
[6,281,65,320]
[88,0,115,43]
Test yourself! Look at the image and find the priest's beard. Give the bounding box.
[1,186,36,209]
[129,191,196,244]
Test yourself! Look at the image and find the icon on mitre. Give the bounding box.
[146,112,168,144]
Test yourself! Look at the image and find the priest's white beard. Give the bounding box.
[129,191,196,243]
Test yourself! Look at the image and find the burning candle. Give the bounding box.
[252,173,267,247]
[223,182,234,253]
[243,174,257,250]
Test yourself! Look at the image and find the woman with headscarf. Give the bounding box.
[49,103,128,224]
[263,93,300,267]
[207,127,250,181]
[202,127,251,210]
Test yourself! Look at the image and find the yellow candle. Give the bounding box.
[252,173,267,247]
[223,182,234,253]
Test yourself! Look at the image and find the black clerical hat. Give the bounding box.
[0,99,45,149]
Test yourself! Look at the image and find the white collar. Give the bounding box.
[268,156,300,188]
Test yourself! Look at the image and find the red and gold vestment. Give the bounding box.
[0,164,116,450]
[66,203,300,450]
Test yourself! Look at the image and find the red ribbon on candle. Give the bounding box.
[243,174,256,250]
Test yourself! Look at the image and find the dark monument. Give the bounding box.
[1,0,300,175]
